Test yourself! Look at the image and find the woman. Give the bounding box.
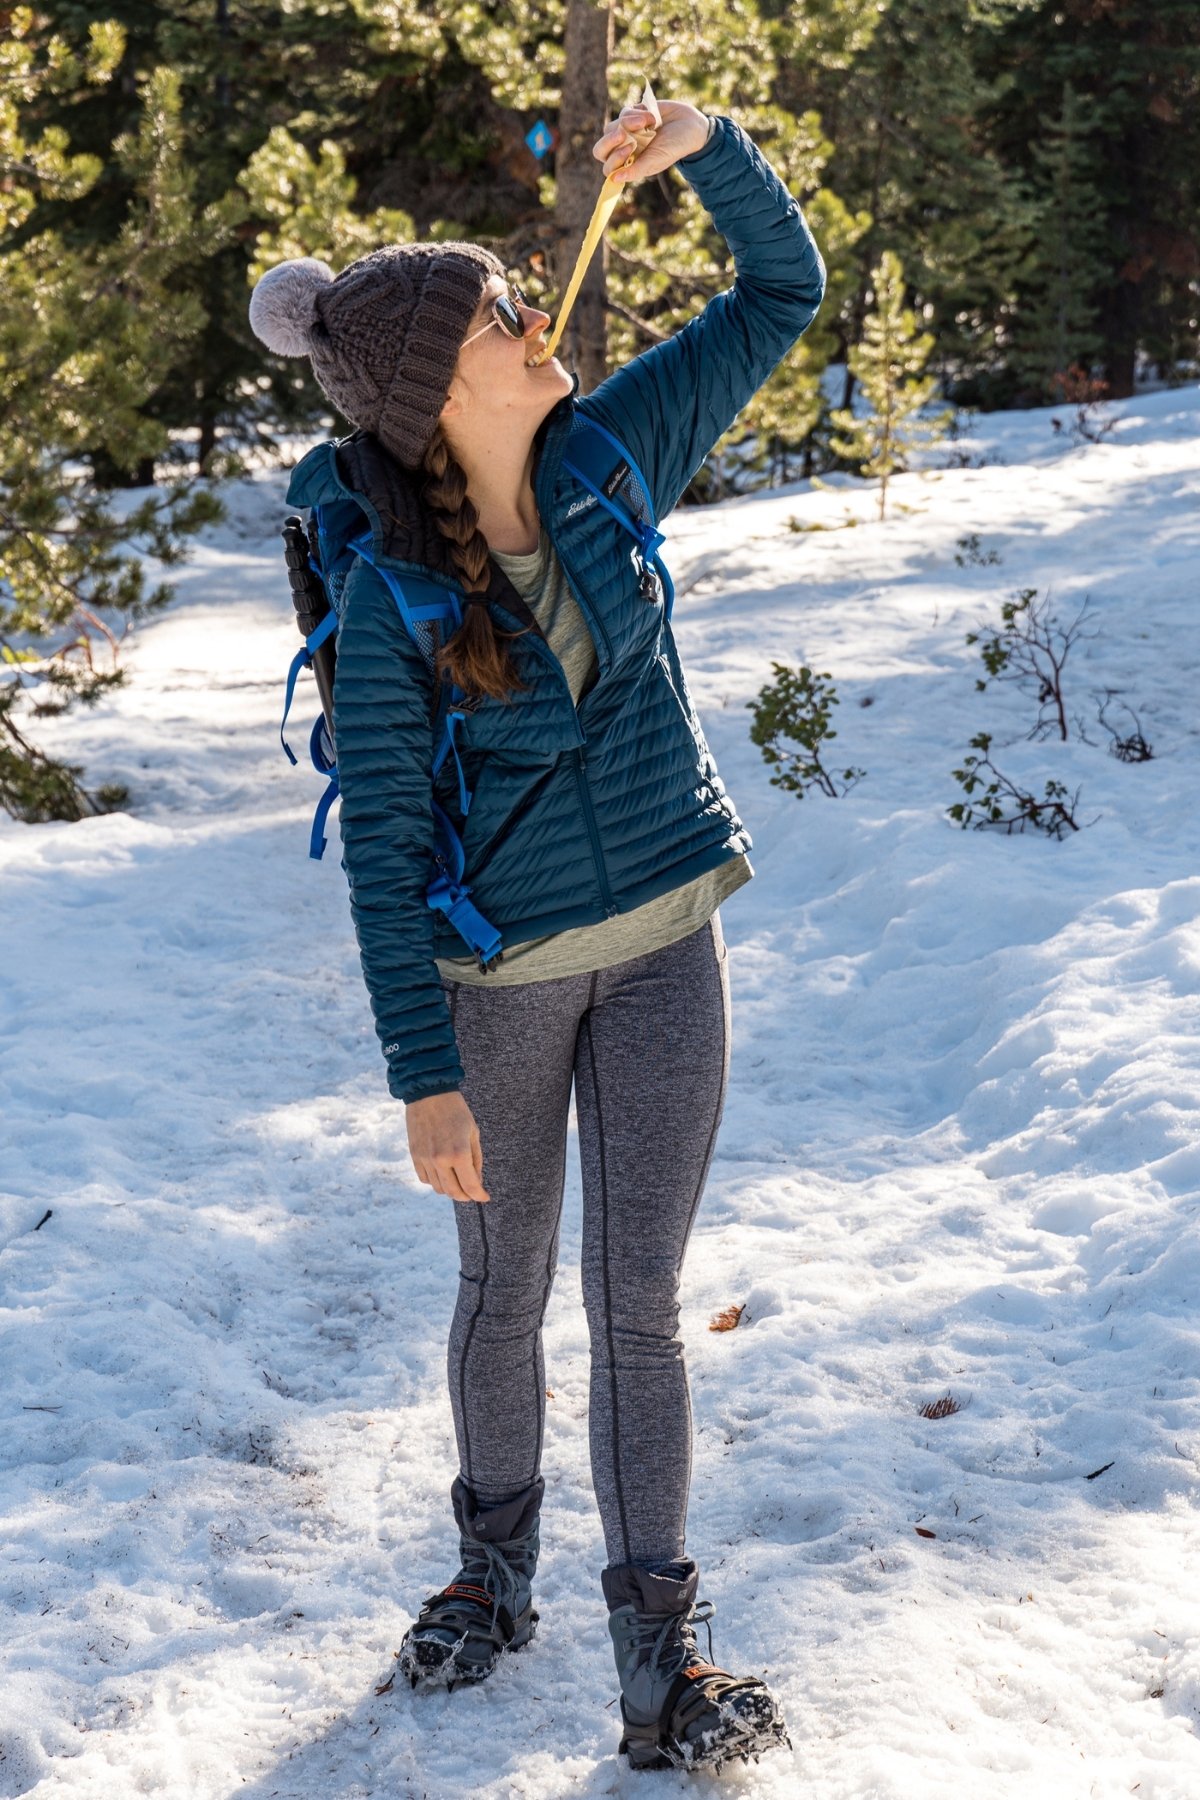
[250,95,825,1775]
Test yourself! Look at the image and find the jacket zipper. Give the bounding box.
[573,744,618,917]
[451,615,613,913]
[498,426,617,911]
[533,411,614,669]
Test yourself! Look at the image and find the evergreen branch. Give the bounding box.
[0,156,60,180]
[603,297,672,344]
[606,241,721,294]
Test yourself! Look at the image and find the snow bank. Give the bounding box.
[2,385,1198,1797]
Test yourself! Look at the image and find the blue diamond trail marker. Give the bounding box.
[525,120,555,159]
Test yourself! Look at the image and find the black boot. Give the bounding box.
[394,1475,543,1692]
[603,1558,791,1773]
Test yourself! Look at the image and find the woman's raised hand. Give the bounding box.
[594,100,710,187]
[406,1090,491,1204]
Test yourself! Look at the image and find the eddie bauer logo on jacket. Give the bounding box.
[563,459,628,522]
[603,459,632,500]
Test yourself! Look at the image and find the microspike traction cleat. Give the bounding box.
[396,1576,539,1691]
[395,1477,543,1694]
[604,1559,791,1775]
[617,1673,792,1773]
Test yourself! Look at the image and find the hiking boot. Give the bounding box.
[394,1475,543,1692]
[602,1558,791,1773]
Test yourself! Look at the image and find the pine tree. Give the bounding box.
[238,130,418,278]
[0,12,225,822]
[29,0,390,467]
[828,249,951,520]
[1010,80,1107,402]
[787,0,1039,411]
[981,0,1200,398]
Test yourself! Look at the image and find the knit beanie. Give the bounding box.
[248,241,506,469]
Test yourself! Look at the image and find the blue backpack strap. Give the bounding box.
[305,713,339,859]
[281,505,489,913]
[345,530,476,820]
[280,606,338,765]
[426,798,504,969]
[343,532,503,972]
[281,502,351,860]
[561,415,676,620]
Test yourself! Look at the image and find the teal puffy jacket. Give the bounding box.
[286,114,826,1103]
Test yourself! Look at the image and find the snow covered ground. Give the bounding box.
[2,385,1198,1800]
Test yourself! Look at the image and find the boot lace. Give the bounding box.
[626,1598,717,1682]
[446,1525,537,1635]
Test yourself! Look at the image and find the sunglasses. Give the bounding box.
[461,282,536,349]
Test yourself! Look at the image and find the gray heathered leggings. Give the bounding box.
[438,911,730,1572]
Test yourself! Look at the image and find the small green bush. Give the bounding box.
[747,662,865,799]
[948,732,1082,838]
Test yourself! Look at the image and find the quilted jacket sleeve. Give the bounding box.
[580,113,826,522]
[333,557,466,1104]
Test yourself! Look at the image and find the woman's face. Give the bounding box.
[441,275,574,431]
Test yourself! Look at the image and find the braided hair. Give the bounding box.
[419,423,531,705]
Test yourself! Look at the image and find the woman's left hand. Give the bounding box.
[594,100,709,187]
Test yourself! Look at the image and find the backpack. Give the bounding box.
[279,411,675,974]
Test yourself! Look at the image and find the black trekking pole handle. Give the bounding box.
[283,514,337,754]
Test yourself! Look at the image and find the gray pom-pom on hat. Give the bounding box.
[247,240,505,469]
[248,257,334,357]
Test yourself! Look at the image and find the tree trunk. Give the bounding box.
[1102,294,1138,400]
[198,413,218,470]
[88,449,157,489]
[556,0,615,397]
